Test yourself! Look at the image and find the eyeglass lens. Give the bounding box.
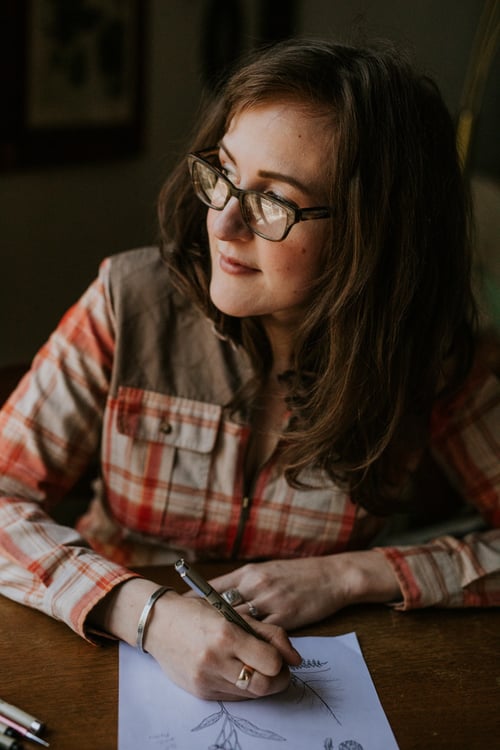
[191,159,291,240]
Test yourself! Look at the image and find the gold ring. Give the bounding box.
[235,664,254,690]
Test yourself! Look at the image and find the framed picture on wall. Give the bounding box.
[0,0,147,170]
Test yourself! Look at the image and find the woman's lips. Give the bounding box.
[218,252,259,275]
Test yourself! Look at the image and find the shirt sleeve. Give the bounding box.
[377,366,500,609]
[0,258,139,640]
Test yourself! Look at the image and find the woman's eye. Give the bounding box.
[266,190,296,207]
[219,162,235,180]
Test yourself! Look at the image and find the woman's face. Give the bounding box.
[207,101,331,330]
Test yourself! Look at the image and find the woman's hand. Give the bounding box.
[89,578,301,701]
[207,551,402,630]
[147,592,301,700]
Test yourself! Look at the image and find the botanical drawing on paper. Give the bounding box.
[191,702,286,749]
[191,657,364,749]
[289,658,341,725]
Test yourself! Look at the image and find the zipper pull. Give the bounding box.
[231,495,252,559]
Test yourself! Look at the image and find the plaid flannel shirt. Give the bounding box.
[1,247,499,640]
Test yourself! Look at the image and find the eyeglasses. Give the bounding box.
[187,148,332,241]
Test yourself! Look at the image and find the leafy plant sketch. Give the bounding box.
[289,658,341,725]
[191,701,285,749]
[191,657,352,750]
[324,738,365,750]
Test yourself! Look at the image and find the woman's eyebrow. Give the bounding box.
[219,140,312,195]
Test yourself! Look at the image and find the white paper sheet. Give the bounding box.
[119,633,399,750]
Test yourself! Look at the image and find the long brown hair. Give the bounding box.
[157,38,476,513]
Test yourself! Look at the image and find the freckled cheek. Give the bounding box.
[271,262,315,296]
[274,246,314,279]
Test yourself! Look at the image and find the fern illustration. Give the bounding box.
[295,659,328,669]
[290,661,341,725]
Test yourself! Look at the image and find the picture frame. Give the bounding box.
[0,0,147,170]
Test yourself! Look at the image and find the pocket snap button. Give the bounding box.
[159,420,172,434]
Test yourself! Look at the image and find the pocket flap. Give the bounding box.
[116,386,222,453]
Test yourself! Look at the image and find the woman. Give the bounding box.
[0,39,499,701]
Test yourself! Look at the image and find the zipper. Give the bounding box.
[231,494,252,559]
[230,406,287,559]
[231,424,253,560]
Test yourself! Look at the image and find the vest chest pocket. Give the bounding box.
[105,386,222,540]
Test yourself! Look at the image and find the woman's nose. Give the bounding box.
[210,197,252,241]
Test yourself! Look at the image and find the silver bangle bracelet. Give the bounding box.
[136,586,171,653]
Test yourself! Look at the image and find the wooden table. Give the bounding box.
[2,563,499,750]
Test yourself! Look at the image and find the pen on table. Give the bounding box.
[0,702,43,738]
[174,559,263,640]
[0,715,48,748]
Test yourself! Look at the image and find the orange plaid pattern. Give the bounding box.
[0,248,499,643]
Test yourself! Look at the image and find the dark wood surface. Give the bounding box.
[1,562,499,750]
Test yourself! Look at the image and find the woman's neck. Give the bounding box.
[261,316,295,376]
[244,374,289,483]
